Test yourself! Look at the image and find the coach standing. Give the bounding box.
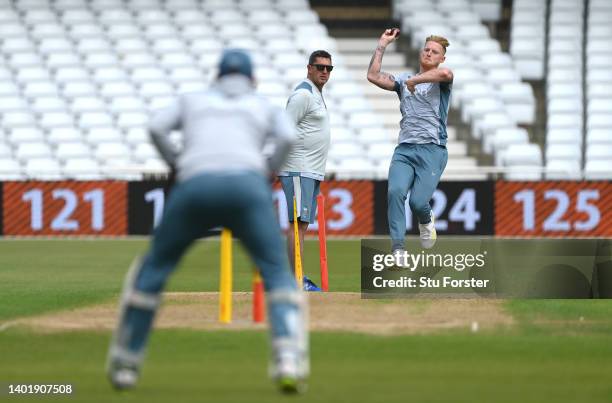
[279,50,332,291]
[107,49,309,394]
[367,29,453,260]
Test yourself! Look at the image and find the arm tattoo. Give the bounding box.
[376,71,395,85]
[368,46,386,69]
[383,72,395,81]
[367,54,376,70]
[368,45,397,90]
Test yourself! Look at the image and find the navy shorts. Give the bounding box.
[279,175,321,224]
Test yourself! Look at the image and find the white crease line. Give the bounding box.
[0,320,21,332]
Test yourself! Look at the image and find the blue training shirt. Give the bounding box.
[279,78,330,181]
[393,72,452,146]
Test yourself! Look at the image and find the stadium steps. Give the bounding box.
[335,37,479,178]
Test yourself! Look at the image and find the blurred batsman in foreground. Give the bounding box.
[367,29,453,261]
[278,50,332,292]
[107,49,309,394]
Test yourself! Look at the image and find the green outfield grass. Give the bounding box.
[1,239,612,403]
[0,239,359,321]
[2,329,612,403]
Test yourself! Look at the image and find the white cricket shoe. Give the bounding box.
[418,211,437,249]
[270,351,308,394]
[106,346,142,390]
[107,358,140,390]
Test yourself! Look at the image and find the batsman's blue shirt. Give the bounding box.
[394,72,452,146]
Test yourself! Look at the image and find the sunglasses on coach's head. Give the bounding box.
[311,64,334,72]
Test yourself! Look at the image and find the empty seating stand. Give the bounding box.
[0,0,379,180]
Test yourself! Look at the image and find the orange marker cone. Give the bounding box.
[252,270,265,323]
